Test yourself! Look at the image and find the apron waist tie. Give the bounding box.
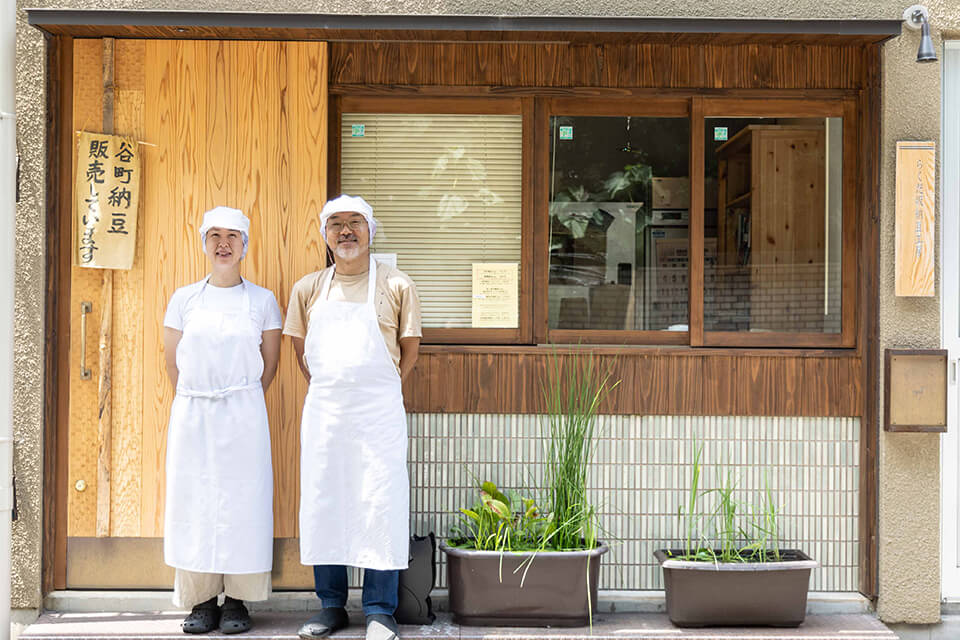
[177,381,262,399]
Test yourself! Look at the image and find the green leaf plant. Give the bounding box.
[450,481,550,555]
[672,438,784,564]
[448,350,620,590]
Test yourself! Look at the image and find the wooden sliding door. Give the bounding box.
[64,38,326,586]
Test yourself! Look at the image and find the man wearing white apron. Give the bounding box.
[162,207,283,634]
[284,195,421,640]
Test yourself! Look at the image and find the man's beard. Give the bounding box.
[334,242,365,260]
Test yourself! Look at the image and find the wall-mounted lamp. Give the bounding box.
[903,4,937,63]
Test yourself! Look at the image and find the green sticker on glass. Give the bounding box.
[714,127,728,141]
[351,124,365,137]
[559,126,574,141]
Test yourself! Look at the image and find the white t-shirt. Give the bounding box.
[164,278,283,334]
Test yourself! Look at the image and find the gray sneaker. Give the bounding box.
[299,607,350,639]
[365,614,399,640]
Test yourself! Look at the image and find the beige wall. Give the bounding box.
[12,0,955,622]
[877,4,960,623]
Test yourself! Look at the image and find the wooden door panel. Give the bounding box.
[110,38,147,536]
[67,38,106,538]
[67,38,328,541]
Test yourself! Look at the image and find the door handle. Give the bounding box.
[80,301,92,380]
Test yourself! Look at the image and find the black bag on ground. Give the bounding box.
[395,533,436,625]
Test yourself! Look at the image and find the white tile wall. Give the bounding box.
[355,414,858,591]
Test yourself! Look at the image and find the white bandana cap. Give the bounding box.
[319,195,378,240]
[199,206,251,258]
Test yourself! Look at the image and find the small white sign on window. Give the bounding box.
[472,263,519,328]
[559,126,574,141]
[351,124,366,137]
[373,253,397,268]
[714,127,728,142]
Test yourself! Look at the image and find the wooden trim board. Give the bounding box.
[43,32,73,594]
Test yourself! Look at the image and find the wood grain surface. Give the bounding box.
[858,53,881,597]
[67,38,106,537]
[31,19,894,47]
[894,141,936,297]
[46,34,73,590]
[95,270,112,537]
[89,39,327,537]
[402,351,861,417]
[330,42,869,90]
[109,40,147,537]
[140,38,176,538]
[95,39,115,539]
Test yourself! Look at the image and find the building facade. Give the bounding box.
[11,0,960,629]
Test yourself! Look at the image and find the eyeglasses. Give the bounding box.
[325,219,367,233]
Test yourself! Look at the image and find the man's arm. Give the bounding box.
[399,336,420,383]
[292,336,311,382]
[284,277,313,383]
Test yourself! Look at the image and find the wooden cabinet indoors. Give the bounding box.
[716,125,826,331]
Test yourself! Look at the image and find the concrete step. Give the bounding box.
[22,612,897,640]
[41,590,875,616]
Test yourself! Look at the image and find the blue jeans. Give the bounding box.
[313,565,398,617]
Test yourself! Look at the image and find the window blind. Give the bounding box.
[341,113,523,329]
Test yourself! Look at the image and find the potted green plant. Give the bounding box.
[655,442,818,628]
[440,352,618,627]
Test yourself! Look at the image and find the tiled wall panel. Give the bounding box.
[393,414,857,592]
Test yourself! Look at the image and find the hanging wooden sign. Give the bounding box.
[75,131,141,270]
[895,141,935,297]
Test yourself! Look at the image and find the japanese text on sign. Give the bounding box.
[895,141,935,297]
[75,132,141,270]
[471,263,519,328]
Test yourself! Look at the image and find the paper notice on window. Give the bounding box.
[372,253,397,268]
[472,263,519,328]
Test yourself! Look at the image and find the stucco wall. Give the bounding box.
[12,0,952,621]
[13,1,49,612]
[876,4,959,623]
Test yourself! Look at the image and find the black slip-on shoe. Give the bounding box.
[181,597,220,634]
[219,597,252,634]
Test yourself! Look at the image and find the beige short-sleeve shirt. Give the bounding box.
[283,262,422,372]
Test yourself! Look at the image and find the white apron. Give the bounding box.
[164,279,274,574]
[299,257,410,570]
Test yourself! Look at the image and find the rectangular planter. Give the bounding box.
[654,549,817,628]
[441,542,608,627]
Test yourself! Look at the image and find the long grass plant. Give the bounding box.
[449,350,619,557]
[674,439,784,564]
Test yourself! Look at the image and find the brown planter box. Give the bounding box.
[654,549,817,628]
[440,542,608,627]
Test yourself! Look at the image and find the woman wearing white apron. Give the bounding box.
[283,196,421,640]
[162,206,283,635]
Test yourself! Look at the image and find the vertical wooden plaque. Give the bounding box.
[895,141,936,297]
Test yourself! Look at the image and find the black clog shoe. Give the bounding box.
[181,597,220,634]
[219,597,252,634]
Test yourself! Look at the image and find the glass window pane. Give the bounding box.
[341,113,522,329]
[704,117,842,334]
[548,116,690,331]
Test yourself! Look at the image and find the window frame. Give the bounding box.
[333,94,858,349]
[696,97,858,349]
[333,95,535,345]
[538,97,692,345]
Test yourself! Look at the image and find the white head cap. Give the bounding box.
[319,195,378,240]
[199,206,251,258]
